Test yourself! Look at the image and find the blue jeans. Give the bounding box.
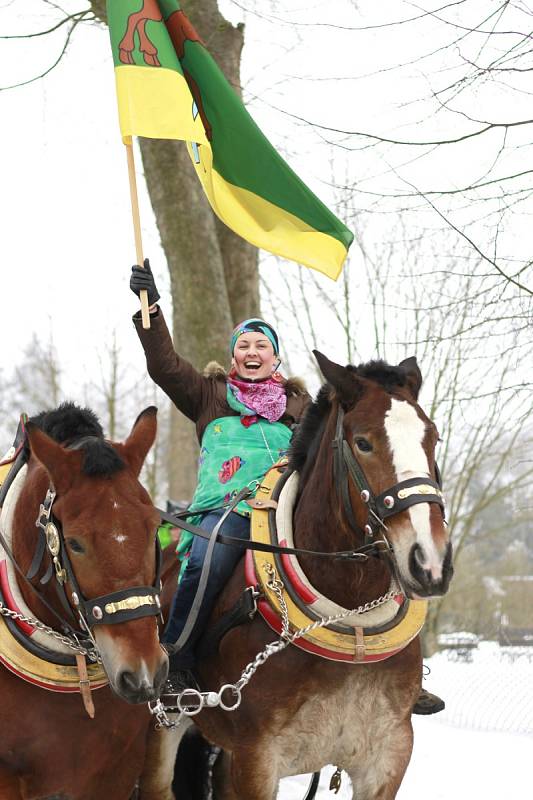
[162,510,250,669]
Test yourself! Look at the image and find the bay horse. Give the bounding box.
[0,403,177,799]
[167,351,453,799]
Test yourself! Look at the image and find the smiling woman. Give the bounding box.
[129,261,311,696]
[231,319,280,381]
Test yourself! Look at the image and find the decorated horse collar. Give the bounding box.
[245,464,427,663]
[0,465,107,694]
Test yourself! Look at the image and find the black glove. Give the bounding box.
[130,258,160,306]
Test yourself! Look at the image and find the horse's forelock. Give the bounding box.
[27,403,125,477]
[352,360,408,394]
[29,402,104,444]
[78,439,125,477]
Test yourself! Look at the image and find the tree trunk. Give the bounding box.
[90,0,259,501]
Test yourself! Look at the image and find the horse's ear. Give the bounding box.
[26,423,79,493]
[398,356,422,400]
[122,406,158,477]
[313,350,361,408]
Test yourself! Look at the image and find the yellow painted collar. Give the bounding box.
[246,463,427,663]
[0,612,107,692]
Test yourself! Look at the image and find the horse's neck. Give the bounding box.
[293,428,390,609]
[12,462,69,629]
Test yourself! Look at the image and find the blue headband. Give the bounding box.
[230,318,280,356]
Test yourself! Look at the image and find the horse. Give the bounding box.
[167,351,453,800]
[0,403,178,799]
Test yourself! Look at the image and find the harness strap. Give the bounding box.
[332,410,360,534]
[196,585,259,660]
[25,527,47,581]
[0,516,89,640]
[39,561,53,585]
[168,486,252,654]
[158,507,379,561]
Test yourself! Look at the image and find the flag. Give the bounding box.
[107,0,354,279]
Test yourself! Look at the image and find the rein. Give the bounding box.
[157,501,381,562]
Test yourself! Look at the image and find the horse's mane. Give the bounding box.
[289,359,411,474]
[289,384,330,475]
[27,402,124,477]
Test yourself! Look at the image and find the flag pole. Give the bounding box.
[124,137,150,330]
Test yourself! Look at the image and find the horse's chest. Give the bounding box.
[276,676,399,775]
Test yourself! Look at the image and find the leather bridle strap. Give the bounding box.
[0,505,89,639]
[33,488,164,629]
[332,405,445,545]
[58,533,163,626]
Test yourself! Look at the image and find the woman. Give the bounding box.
[130,260,310,693]
[130,262,445,715]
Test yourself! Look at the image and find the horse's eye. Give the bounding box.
[355,438,373,453]
[66,538,84,554]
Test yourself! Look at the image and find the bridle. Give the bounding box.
[332,405,445,551]
[33,487,163,634]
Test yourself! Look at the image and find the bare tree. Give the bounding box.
[245,2,532,311]
[263,210,533,653]
[82,329,173,503]
[10,328,62,416]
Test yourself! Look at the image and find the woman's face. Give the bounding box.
[232,331,278,380]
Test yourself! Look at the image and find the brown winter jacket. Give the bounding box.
[133,310,311,443]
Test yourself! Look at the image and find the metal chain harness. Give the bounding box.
[0,601,101,662]
[148,563,397,729]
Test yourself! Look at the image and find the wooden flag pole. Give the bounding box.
[125,138,150,329]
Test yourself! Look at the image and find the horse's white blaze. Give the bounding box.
[384,399,441,574]
[113,532,127,544]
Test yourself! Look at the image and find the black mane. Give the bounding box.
[289,359,411,474]
[289,384,331,474]
[28,402,124,477]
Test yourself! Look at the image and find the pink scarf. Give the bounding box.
[228,374,287,423]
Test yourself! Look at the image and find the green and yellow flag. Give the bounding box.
[107,0,353,279]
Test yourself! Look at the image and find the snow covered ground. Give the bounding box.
[279,643,533,798]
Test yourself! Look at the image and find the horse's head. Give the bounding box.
[25,407,168,703]
[312,351,453,599]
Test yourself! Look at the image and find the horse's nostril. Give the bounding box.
[412,543,426,568]
[119,670,139,693]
